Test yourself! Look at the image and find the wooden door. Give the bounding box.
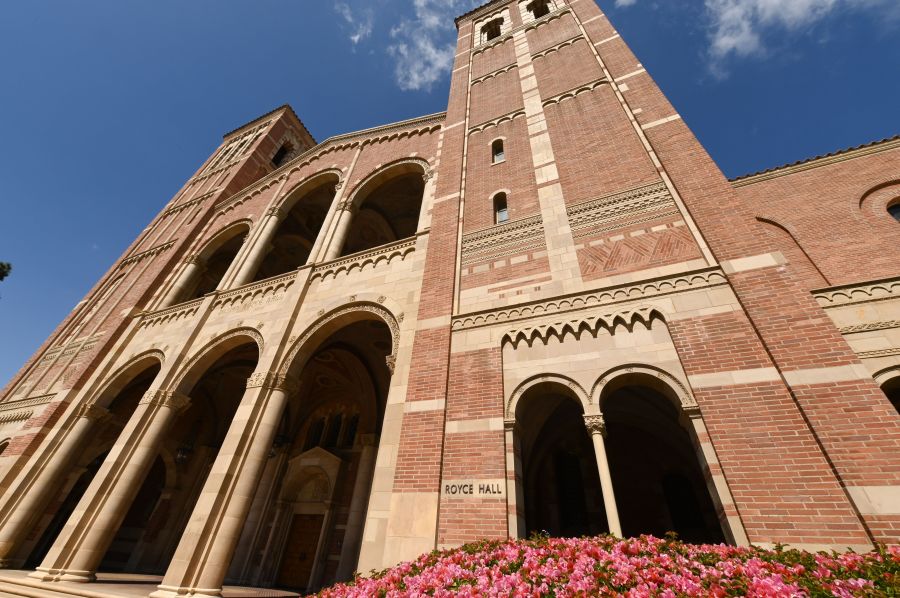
[277,513,324,590]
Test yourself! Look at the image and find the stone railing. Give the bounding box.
[310,235,419,283]
[212,271,299,313]
[139,297,205,329]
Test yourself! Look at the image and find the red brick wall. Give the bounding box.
[471,38,516,79]
[532,38,604,99]
[470,68,523,127]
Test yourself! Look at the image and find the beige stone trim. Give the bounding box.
[615,68,646,83]
[814,276,900,308]
[445,417,505,434]
[688,368,781,389]
[720,252,786,274]
[782,364,872,386]
[582,14,606,25]
[847,485,900,515]
[417,315,452,330]
[404,399,446,413]
[641,114,682,130]
[595,33,620,46]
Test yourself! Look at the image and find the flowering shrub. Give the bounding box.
[314,535,899,597]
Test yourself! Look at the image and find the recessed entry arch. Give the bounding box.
[338,158,430,257]
[174,220,252,303]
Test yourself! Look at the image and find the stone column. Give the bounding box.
[30,390,191,582]
[504,420,526,539]
[0,403,110,568]
[151,372,295,598]
[321,202,356,262]
[230,207,285,287]
[306,181,343,264]
[162,255,204,307]
[335,434,378,580]
[584,414,622,537]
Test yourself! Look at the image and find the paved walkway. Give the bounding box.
[0,570,301,598]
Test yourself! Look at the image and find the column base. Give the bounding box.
[28,566,96,582]
[150,584,222,598]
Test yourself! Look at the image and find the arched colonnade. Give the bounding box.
[0,301,401,596]
[163,158,432,307]
[505,365,743,545]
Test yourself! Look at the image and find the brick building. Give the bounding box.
[0,0,898,596]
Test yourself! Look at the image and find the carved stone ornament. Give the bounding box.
[139,390,191,412]
[183,254,204,267]
[583,414,606,436]
[246,371,299,394]
[75,402,110,422]
[266,206,286,219]
[334,180,344,190]
[385,355,396,374]
[422,169,434,182]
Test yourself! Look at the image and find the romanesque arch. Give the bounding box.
[251,170,342,282]
[338,159,430,257]
[168,220,252,304]
[595,367,726,544]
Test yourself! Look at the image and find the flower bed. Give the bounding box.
[314,535,899,597]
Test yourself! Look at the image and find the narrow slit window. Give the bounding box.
[324,413,343,448]
[527,0,551,19]
[889,203,900,222]
[494,193,509,224]
[304,417,326,451]
[482,18,503,42]
[492,139,505,163]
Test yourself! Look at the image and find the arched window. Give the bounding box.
[0,439,8,456]
[272,142,296,168]
[491,139,505,164]
[494,193,509,224]
[888,202,900,222]
[304,417,326,451]
[527,0,551,19]
[481,18,503,42]
[324,413,343,448]
[341,414,360,448]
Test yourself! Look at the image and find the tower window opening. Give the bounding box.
[889,202,900,222]
[491,139,505,164]
[482,18,503,42]
[272,142,295,168]
[527,0,552,19]
[494,193,509,224]
[324,413,343,448]
[304,417,326,451]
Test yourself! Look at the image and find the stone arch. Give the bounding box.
[755,217,829,288]
[278,302,400,380]
[171,327,264,394]
[593,364,698,416]
[274,169,343,214]
[874,366,900,413]
[859,179,900,211]
[506,373,590,420]
[89,350,166,410]
[344,158,432,211]
[196,219,253,261]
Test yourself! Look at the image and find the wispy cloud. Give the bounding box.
[335,2,374,46]
[615,0,899,77]
[388,0,482,91]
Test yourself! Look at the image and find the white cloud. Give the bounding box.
[614,0,899,76]
[335,2,374,46]
[388,0,482,91]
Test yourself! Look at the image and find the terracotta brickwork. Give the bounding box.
[0,1,898,595]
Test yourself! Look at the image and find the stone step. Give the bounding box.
[0,581,88,598]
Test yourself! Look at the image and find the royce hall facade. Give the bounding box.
[1,0,899,596]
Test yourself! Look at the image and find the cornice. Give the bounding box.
[531,34,584,60]
[840,320,900,335]
[566,181,677,238]
[452,267,729,330]
[469,108,527,134]
[731,136,900,187]
[310,235,420,282]
[542,77,609,108]
[120,240,176,268]
[471,63,518,86]
[138,297,205,329]
[462,214,544,266]
[162,190,218,218]
[814,276,900,308]
[0,393,54,414]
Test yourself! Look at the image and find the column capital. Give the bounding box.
[504,418,518,433]
[182,254,204,267]
[265,206,286,219]
[583,414,606,436]
[246,371,298,394]
[75,402,110,422]
[139,390,191,413]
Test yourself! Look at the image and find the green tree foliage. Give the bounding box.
[0,262,10,282]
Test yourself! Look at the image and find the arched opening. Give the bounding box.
[602,383,725,544]
[493,192,509,224]
[481,18,503,43]
[491,139,505,164]
[23,362,162,569]
[515,383,607,538]
[229,316,393,593]
[0,439,8,456]
[889,201,900,222]
[176,224,249,303]
[252,178,337,281]
[340,166,425,257]
[115,341,260,575]
[527,0,552,19]
[882,377,900,413]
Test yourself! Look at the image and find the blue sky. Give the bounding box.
[1,0,898,385]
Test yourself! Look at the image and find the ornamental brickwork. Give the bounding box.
[0,0,898,596]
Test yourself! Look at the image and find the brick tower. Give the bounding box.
[0,0,898,596]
